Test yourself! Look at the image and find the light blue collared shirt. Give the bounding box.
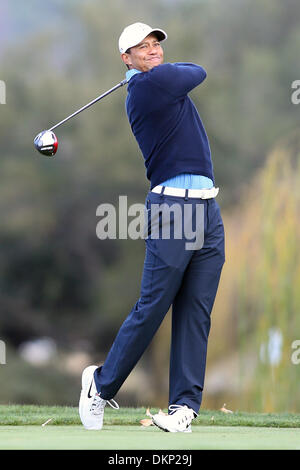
[160,173,213,189]
[125,68,214,190]
[126,68,142,81]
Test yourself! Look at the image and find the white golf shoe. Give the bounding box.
[152,405,196,433]
[79,365,119,430]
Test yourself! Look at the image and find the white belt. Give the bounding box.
[151,185,219,199]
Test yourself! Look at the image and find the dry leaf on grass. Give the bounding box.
[146,407,153,418]
[140,418,153,427]
[219,403,233,414]
[140,407,167,427]
[140,407,154,427]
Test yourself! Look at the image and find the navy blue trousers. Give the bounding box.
[94,190,225,415]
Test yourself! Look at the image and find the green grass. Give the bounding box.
[0,405,300,427]
[0,425,300,450]
[0,406,300,449]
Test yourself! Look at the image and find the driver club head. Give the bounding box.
[34,130,58,156]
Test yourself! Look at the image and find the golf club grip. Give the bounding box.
[48,79,128,132]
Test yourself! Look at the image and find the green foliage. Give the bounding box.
[207,130,300,412]
[0,348,80,405]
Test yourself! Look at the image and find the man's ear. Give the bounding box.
[121,52,132,69]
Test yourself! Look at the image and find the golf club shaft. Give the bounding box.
[48,79,128,132]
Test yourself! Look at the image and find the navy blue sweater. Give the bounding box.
[125,62,214,189]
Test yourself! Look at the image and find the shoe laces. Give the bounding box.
[107,398,119,410]
[90,393,119,415]
[168,404,196,421]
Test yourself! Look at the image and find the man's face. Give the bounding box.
[121,33,164,72]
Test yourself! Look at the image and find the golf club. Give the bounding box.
[34,78,128,156]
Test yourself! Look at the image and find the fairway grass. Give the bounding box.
[0,406,300,450]
[0,425,300,450]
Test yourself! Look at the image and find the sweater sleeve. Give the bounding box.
[148,62,207,97]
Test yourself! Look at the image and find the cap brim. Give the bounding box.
[149,28,167,42]
[121,28,167,53]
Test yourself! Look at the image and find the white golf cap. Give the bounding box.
[118,22,167,54]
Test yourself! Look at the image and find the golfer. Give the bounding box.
[79,22,225,433]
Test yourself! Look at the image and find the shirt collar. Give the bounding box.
[126,68,142,81]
